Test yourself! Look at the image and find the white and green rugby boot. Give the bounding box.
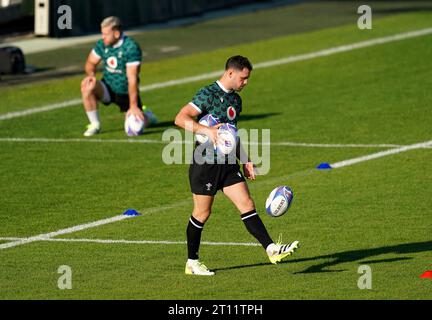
[267,237,300,264]
[83,123,101,137]
[185,260,215,276]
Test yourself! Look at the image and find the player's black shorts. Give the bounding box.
[189,160,246,196]
[101,79,143,112]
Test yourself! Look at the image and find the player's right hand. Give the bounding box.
[243,162,257,180]
[207,123,224,145]
[126,106,145,121]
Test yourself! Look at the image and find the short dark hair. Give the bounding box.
[225,55,253,71]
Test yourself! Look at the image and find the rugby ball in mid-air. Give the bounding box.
[216,123,238,155]
[195,114,220,144]
[125,114,145,136]
[265,186,294,217]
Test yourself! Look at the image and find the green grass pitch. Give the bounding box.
[0,6,431,300]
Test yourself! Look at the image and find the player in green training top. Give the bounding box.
[175,56,299,276]
[80,16,156,137]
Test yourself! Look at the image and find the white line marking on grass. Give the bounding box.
[0,137,167,145]
[253,141,406,148]
[139,199,192,216]
[0,237,260,247]
[253,27,432,70]
[1,137,428,149]
[0,99,83,121]
[3,140,431,250]
[331,140,432,168]
[1,27,432,121]
[0,198,193,251]
[1,139,430,251]
[0,214,134,250]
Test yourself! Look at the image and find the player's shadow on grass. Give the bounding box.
[289,240,432,274]
[213,240,432,274]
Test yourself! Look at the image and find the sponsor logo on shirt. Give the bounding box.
[107,56,118,69]
[227,106,236,121]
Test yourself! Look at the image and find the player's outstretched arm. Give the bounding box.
[82,52,102,96]
[84,51,101,77]
[126,65,144,121]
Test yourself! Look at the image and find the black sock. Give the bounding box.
[186,216,205,260]
[241,210,273,249]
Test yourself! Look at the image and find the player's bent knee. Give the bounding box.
[192,210,211,224]
[81,83,93,97]
[81,78,97,96]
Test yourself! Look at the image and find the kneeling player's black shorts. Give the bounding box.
[189,161,246,196]
[101,79,143,112]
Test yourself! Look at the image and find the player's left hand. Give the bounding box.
[127,106,145,121]
[243,162,257,180]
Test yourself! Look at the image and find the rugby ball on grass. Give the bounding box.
[125,114,146,136]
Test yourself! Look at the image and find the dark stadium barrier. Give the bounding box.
[43,0,273,37]
[0,46,26,74]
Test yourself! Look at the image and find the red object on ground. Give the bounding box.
[420,270,432,279]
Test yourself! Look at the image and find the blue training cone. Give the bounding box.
[123,209,142,216]
[317,163,332,170]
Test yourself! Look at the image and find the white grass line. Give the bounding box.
[0,99,83,121]
[2,140,431,250]
[2,27,432,122]
[0,237,260,247]
[331,140,432,169]
[253,27,432,70]
[1,137,428,149]
[1,139,430,250]
[0,215,134,250]
[140,199,191,216]
[254,141,406,148]
[0,137,167,145]
[0,198,193,251]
